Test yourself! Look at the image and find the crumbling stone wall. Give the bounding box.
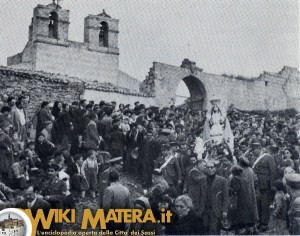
[140,60,300,111]
[0,66,154,121]
[0,67,84,120]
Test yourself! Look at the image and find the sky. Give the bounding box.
[0,0,299,103]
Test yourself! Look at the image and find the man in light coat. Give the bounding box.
[11,100,27,143]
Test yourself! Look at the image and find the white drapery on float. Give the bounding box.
[202,95,234,163]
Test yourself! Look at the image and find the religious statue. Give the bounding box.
[203,96,234,159]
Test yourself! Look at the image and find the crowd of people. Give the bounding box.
[0,93,300,235]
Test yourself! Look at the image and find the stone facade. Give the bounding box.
[140,60,300,111]
[7,3,140,91]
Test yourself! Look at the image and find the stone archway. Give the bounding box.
[140,59,221,109]
[181,75,207,111]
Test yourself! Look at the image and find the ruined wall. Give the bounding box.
[141,61,300,111]
[117,70,141,92]
[0,66,153,120]
[0,67,84,120]
[141,62,228,109]
[226,66,300,111]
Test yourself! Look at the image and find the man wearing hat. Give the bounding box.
[134,101,140,114]
[169,124,186,142]
[155,143,182,195]
[43,164,67,195]
[39,101,55,126]
[42,164,67,201]
[99,108,113,151]
[139,128,156,188]
[251,139,276,232]
[183,157,205,213]
[11,152,29,190]
[286,173,300,235]
[198,160,229,234]
[40,164,67,231]
[103,170,130,231]
[98,155,123,204]
[35,132,55,170]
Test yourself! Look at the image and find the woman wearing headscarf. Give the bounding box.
[128,196,160,235]
[51,101,62,120]
[228,165,250,234]
[239,156,259,234]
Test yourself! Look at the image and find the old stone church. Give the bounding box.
[1,1,299,119]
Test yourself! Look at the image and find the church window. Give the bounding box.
[49,12,58,39]
[99,21,108,47]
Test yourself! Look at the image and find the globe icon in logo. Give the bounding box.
[0,208,32,236]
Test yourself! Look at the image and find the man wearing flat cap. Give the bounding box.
[40,164,67,230]
[169,124,186,142]
[183,157,205,213]
[42,164,67,201]
[139,128,156,188]
[155,143,182,196]
[286,173,300,235]
[251,139,276,232]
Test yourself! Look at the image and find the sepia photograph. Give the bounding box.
[0,0,299,235]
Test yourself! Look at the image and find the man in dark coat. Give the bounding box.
[16,185,51,232]
[155,144,182,196]
[0,123,14,182]
[103,170,130,231]
[124,123,141,174]
[139,129,156,188]
[183,159,204,213]
[53,103,72,144]
[35,133,55,170]
[198,161,229,234]
[39,102,54,130]
[84,114,101,150]
[228,165,252,234]
[286,173,300,235]
[251,140,276,232]
[42,164,67,200]
[99,108,113,151]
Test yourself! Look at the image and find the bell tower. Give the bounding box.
[84,9,119,54]
[30,1,70,41]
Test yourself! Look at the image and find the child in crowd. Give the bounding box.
[119,118,130,136]
[12,132,24,161]
[270,180,288,234]
[81,150,98,198]
[25,141,41,168]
